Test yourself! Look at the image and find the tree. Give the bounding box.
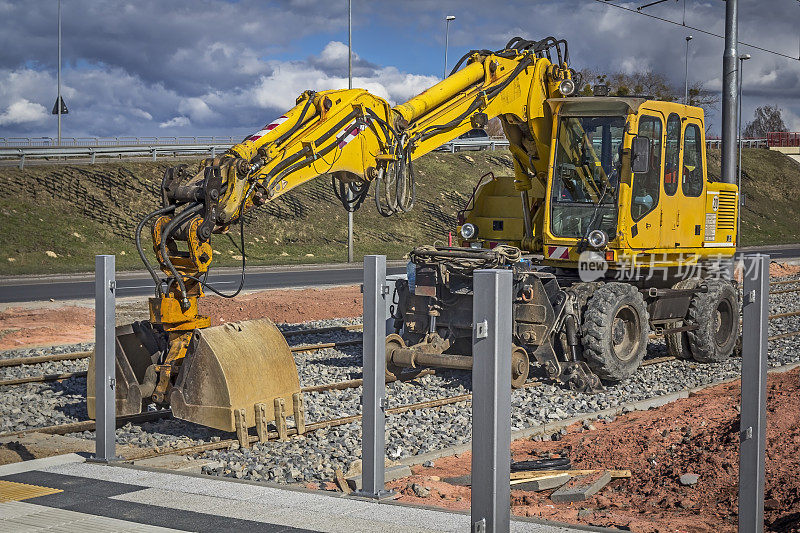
[574,69,720,128]
[743,105,788,138]
[485,117,504,138]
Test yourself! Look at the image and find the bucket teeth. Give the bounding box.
[88,318,300,435]
[168,318,301,432]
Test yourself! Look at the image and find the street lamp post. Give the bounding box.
[57,0,62,146]
[347,0,353,262]
[684,35,693,104]
[444,15,455,78]
[737,53,751,243]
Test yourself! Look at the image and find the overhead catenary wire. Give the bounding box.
[594,0,800,61]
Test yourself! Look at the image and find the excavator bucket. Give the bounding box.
[88,319,301,433]
[169,319,300,432]
[87,322,161,419]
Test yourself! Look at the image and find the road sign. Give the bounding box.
[52,96,68,115]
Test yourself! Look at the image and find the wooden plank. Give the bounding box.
[510,469,630,481]
[511,473,571,491]
[551,471,612,503]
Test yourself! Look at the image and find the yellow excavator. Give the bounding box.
[88,35,739,432]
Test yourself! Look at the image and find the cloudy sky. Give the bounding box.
[0,0,798,140]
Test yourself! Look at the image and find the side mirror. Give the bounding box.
[631,135,651,174]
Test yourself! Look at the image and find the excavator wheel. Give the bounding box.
[686,279,739,363]
[581,283,649,381]
[511,345,530,389]
[665,278,702,360]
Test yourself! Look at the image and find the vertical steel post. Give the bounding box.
[93,255,116,462]
[471,269,512,533]
[739,254,768,533]
[355,255,393,499]
[721,0,739,184]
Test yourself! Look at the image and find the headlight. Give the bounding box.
[558,79,576,96]
[460,223,477,240]
[587,229,608,249]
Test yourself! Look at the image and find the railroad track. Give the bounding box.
[0,325,366,387]
[2,306,800,388]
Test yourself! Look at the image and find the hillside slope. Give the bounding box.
[0,152,513,275]
[0,149,797,275]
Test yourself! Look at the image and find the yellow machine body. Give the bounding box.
[458,98,738,268]
[104,37,684,431]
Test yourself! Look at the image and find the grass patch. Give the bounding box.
[0,149,797,276]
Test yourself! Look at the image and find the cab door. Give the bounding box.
[660,113,682,246]
[626,113,664,249]
[677,120,706,248]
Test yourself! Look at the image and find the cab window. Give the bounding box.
[664,113,681,196]
[630,115,662,222]
[682,124,704,197]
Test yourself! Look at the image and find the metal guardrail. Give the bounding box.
[0,143,235,169]
[706,138,768,149]
[1,136,771,169]
[767,132,800,148]
[436,139,510,152]
[0,136,239,147]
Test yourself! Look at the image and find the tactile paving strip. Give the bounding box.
[0,480,62,502]
[0,500,184,532]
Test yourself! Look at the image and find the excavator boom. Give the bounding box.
[88,36,577,432]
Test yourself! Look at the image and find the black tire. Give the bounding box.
[581,283,649,381]
[665,278,701,360]
[686,279,739,362]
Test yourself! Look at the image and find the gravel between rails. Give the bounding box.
[0,288,798,486]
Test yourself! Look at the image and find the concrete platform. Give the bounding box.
[0,454,601,533]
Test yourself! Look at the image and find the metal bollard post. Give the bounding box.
[739,254,769,533]
[92,255,117,462]
[354,255,394,499]
[471,269,512,533]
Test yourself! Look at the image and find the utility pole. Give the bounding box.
[347,0,354,263]
[444,15,455,78]
[721,0,739,185]
[737,53,750,243]
[57,0,62,146]
[684,35,692,104]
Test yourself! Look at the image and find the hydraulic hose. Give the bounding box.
[159,202,203,308]
[135,204,176,297]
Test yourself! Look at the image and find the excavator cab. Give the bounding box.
[458,96,738,270]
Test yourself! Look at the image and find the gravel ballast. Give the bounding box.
[1,286,799,486]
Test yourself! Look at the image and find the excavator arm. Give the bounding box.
[89,36,577,432]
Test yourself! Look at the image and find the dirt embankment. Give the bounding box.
[0,285,362,349]
[388,368,800,532]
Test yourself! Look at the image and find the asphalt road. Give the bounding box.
[0,245,797,304]
[0,265,406,304]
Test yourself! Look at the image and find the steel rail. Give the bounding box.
[769,288,800,295]
[0,409,171,439]
[0,325,365,370]
[770,279,800,286]
[0,352,91,368]
[0,370,87,387]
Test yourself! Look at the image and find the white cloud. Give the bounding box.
[251,42,439,111]
[130,108,153,120]
[0,99,48,126]
[159,116,190,128]
[178,97,217,122]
